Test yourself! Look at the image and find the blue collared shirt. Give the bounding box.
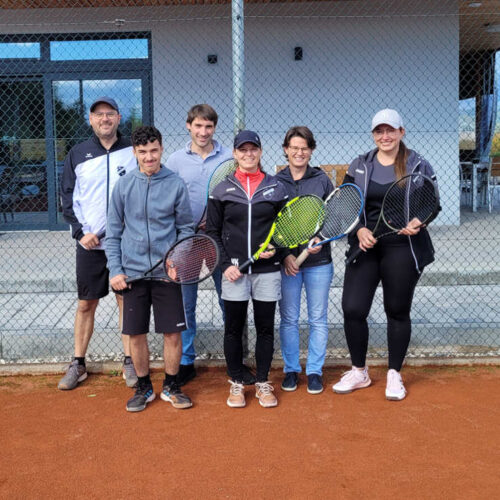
[165,140,233,224]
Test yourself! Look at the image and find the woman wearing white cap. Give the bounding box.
[332,109,439,401]
[206,130,288,408]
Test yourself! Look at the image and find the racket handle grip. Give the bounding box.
[294,248,310,267]
[345,246,363,266]
[238,257,254,273]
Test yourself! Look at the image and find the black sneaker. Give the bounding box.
[281,372,298,392]
[307,374,324,394]
[126,384,155,412]
[161,381,193,409]
[177,364,196,387]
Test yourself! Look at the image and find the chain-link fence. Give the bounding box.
[1,0,499,365]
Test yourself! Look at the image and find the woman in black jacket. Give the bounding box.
[332,109,439,401]
[206,130,288,409]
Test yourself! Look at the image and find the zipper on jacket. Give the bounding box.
[361,161,368,227]
[408,159,422,272]
[106,150,110,213]
[227,176,279,273]
[145,175,153,270]
[246,176,253,273]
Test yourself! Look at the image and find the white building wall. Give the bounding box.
[1,0,459,223]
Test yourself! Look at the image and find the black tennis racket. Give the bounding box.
[196,159,237,231]
[346,173,439,266]
[125,234,220,285]
[238,194,326,272]
[295,183,364,266]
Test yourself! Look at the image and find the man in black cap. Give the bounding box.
[59,96,138,390]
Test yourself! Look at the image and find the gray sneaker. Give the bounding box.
[126,384,156,412]
[122,359,138,388]
[58,360,87,390]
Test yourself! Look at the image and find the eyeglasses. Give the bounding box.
[372,128,399,137]
[288,146,311,154]
[92,111,118,119]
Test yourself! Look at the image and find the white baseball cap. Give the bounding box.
[371,109,404,131]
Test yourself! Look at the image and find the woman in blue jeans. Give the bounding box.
[276,126,334,394]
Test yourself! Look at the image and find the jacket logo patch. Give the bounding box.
[85,153,93,158]
[117,166,126,176]
[231,258,239,267]
[226,187,236,192]
[355,169,364,174]
[262,188,275,199]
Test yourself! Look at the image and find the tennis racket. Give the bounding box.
[238,194,326,272]
[196,158,237,231]
[345,173,439,266]
[125,234,220,285]
[295,183,364,266]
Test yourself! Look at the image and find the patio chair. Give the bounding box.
[0,184,20,222]
[459,162,472,206]
[487,156,500,213]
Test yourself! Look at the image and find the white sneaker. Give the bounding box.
[385,369,407,401]
[332,366,371,394]
[227,380,246,408]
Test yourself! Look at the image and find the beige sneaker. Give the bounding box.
[255,381,278,408]
[227,380,246,408]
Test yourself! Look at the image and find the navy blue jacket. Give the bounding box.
[275,165,334,268]
[344,148,440,272]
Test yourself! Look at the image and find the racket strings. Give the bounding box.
[272,196,326,247]
[382,176,437,230]
[163,235,219,284]
[321,188,363,238]
[207,159,236,195]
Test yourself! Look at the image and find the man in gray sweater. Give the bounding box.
[106,125,195,413]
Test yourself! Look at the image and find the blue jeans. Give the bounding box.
[181,266,224,365]
[279,263,333,375]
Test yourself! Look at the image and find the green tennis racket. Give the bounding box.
[238,194,326,272]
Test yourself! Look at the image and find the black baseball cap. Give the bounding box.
[90,96,119,113]
[234,130,262,149]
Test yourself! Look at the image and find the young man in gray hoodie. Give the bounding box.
[106,125,195,412]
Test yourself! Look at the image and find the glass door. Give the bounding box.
[0,78,48,228]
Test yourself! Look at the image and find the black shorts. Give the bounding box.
[76,245,109,300]
[122,280,186,335]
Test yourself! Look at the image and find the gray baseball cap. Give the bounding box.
[371,109,403,131]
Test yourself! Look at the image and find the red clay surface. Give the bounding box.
[1,365,499,499]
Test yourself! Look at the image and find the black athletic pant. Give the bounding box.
[342,242,420,371]
[224,299,276,383]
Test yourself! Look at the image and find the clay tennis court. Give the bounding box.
[1,365,499,499]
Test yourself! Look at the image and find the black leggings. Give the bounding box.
[224,299,276,383]
[342,243,420,371]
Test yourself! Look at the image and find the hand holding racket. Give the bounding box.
[294,184,363,266]
[124,234,220,286]
[346,173,439,266]
[238,194,326,272]
[196,159,237,232]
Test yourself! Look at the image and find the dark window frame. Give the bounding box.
[0,32,152,231]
